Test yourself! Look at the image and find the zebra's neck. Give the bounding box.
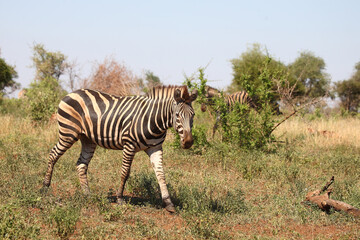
[146,85,188,131]
[144,97,175,133]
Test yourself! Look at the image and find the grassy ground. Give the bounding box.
[0,107,360,239]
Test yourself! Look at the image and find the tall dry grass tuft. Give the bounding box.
[0,115,58,149]
[274,117,360,148]
[0,115,36,136]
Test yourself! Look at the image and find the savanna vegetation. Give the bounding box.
[0,43,360,239]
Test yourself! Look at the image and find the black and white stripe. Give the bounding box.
[43,86,197,212]
[226,91,254,109]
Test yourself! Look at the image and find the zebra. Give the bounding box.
[200,86,255,137]
[42,86,197,213]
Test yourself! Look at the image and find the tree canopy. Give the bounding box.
[140,70,162,93]
[229,44,288,104]
[0,55,19,95]
[288,51,330,98]
[32,43,67,82]
[26,44,68,122]
[230,44,330,108]
[335,61,360,112]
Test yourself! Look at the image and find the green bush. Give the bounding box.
[25,77,67,123]
[0,98,26,117]
[185,60,277,150]
[219,58,277,149]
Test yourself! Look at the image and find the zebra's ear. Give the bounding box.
[190,89,198,102]
[174,89,183,103]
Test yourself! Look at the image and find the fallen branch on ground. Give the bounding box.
[303,176,360,217]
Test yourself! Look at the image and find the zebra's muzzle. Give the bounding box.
[181,131,194,149]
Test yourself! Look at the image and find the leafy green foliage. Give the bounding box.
[190,124,210,154]
[25,77,67,123]
[140,70,162,93]
[32,43,67,82]
[213,58,277,149]
[230,44,330,103]
[184,67,208,105]
[288,51,330,98]
[0,98,26,117]
[229,43,287,103]
[335,61,360,112]
[184,62,277,149]
[22,43,69,123]
[0,56,19,95]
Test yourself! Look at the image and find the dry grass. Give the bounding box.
[274,116,360,148]
[1,113,360,239]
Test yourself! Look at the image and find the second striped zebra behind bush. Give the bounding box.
[42,85,197,213]
[201,85,255,137]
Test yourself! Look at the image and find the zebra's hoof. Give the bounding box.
[40,186,49,194]
[165,204,176,213]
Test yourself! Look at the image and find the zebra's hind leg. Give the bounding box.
[212,113,221,138]
[43,134,78,189]
[76,136,97,194]
[116,144,136,205]
[146,146,175,213]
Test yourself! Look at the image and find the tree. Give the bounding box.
[0,53,19,95]
[87,56,140,96]
[288,51,330,98]
[335,62,360,112]
[230,43,288,107]
[26,44,67,122]
[26,77,66,122]
[140,70,162,93]
[32,43,67,82]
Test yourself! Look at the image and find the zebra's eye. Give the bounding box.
[175,112,179,117]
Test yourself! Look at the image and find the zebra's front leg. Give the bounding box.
[116,144,136,204]
[146,146,175,213]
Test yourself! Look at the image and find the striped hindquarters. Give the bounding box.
[226,91,254,109]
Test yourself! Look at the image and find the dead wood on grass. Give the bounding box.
[303,176,360,217]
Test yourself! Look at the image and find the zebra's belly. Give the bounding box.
[82,125,166,152]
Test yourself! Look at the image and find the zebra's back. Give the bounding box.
[226,91,250,106]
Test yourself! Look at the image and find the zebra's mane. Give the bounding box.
[146,85,191,101]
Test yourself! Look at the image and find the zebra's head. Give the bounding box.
[201,85,221,112]
[173,88,198,149]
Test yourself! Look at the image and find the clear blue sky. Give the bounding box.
[1,0,359,96]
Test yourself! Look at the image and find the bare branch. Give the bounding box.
[270,97,324,135]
